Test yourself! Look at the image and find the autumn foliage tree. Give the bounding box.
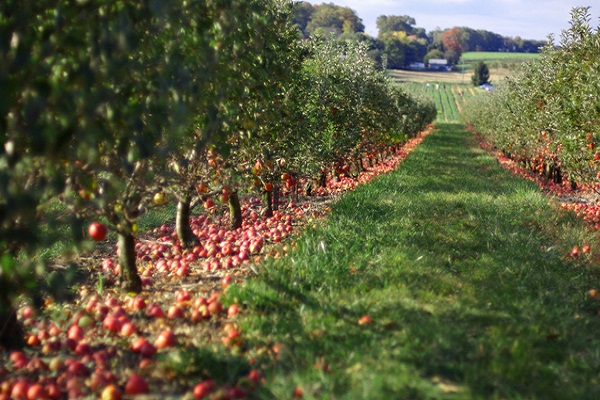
[442,27,464,66]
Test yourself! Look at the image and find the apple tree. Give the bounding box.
[55,1,213,293]
[160,0,303,248]
[0,0,102,347]
[287,38,435,188]
[464,7,599,189]
[287,39,373,186]
[1,1,207,351]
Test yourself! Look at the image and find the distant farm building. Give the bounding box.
[409,62,426,70]
[428,59,450,71]
[479,83,496,92]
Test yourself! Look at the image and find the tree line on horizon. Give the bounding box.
[292,1,546,69]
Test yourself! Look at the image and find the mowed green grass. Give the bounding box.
[461,51,540,80]
[461,51,541,63]
[227,123,600,399]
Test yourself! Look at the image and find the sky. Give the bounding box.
[301,1,600,41]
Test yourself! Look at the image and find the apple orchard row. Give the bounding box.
[0,133,430,400]
[464,7,600,194]
[0,1,435,350]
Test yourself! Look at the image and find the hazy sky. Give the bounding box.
[301,1,600,41]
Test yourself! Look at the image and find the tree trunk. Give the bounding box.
[273,184,280,211]
[228,192,243,230]
[261,190,273,218]
[554,166,562,184]
[318,169,327,188]
[332,166,340,182]
[355,159,363,173]
[570,178,578,191]
[0,291,24,349]
[118,232,142,293]
[305,180,313,196]
[176,196,199,249]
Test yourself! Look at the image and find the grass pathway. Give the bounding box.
[229,123,600,399]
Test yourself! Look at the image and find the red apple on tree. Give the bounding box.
[252,159,263,175]
[197,183,209,194]
[88,222,108,241]
[204,198,215,210]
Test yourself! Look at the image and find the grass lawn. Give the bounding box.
[461,51,541,63]
[227,123,600,399]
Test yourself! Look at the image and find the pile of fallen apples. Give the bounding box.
[0,133,430,400]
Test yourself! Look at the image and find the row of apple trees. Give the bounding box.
[0,0,435,347]
[463,6,600,189]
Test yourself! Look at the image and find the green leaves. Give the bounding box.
[284,39,434,175]
[464,6,600,189]
[0,253,15,277]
